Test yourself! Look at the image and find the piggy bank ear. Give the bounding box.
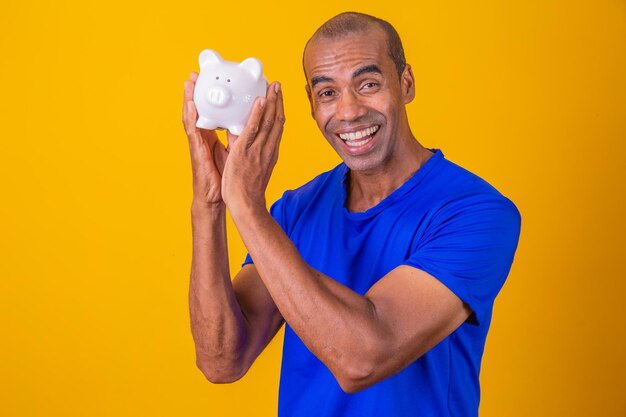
[199,49,223,69]
[238,57,263,80]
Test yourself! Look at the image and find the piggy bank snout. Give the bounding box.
[204,85,231,108]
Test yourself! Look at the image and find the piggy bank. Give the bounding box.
[193,49,268,135]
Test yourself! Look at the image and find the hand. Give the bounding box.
[221,81,286,211]
[182,72,236,207]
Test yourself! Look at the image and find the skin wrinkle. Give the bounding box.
[302,13,406,80]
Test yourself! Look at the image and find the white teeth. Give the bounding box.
[345,137,372,147]
[339,125,379,141]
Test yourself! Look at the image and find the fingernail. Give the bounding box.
[274,82,281,93]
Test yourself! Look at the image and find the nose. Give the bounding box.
[335,90,367,121]
[205,85,231,108]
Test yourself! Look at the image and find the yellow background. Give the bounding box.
[1,0,625,415]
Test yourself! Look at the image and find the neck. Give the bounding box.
[346,139,433,213]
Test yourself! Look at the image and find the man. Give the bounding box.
[181,12,521,417]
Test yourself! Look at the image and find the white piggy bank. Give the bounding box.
[193,49,268,135]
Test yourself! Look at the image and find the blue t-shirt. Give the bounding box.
[243,149,521,417]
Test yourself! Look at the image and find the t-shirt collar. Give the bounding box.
[340,148,444,220]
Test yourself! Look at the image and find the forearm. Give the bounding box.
[229,201,385,389]
[189,201,249,382]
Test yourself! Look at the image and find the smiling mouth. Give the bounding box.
[337,125,380,147]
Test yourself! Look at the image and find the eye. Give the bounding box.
[362,82,378,89]
[215,76,220,80]
[314,87,337,103]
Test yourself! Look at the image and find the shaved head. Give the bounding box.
[304,12,407,79]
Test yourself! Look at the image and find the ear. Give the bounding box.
[199,49,223,69]
[238,57,263,80]
[401,64,416,104]
[305,84,315,118]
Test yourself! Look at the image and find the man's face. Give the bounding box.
[303,28,414,173]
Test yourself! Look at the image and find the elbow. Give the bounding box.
[334,362,377,394]
[331,333,402,393]
[334,342,430,393]
[331,346,380,394]
[337,378,370,394]
[195,354,247,384]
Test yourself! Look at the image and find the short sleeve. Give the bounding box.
[402,193,521,326]
[241,195,288,267]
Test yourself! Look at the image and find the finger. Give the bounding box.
[185,101,218,148]
[268,84,286,149]
[183,79,195,103]
[183,77,221,146]
[235,96,267,150]
[249,82,279,147]
[184,72,198,101]
[182,77,197,122]
[265,86,285,166]
[184,100,201,139]
[235,82,280,149]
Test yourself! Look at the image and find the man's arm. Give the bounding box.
[183,74,283,383]
[228,202,471,393]
[219,83,471,393]
[189,203,283,383]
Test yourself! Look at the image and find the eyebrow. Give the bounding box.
[310,64,383,89]
[352,64,383,78]
[310,75,333,89]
